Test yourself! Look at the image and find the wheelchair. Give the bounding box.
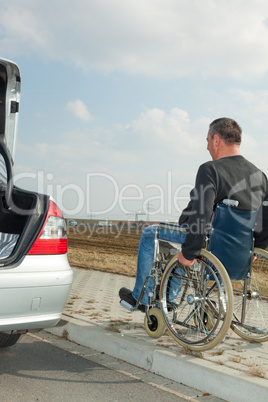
[120,200,268,351]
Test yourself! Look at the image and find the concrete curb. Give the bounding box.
[47,316,268,402]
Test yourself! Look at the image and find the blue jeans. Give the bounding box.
[132,224,186,305]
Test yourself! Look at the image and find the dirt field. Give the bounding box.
[67,225,142,277]
[67,224,268,288]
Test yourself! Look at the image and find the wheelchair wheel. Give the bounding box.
[231,248,268,342]
[160,249,233,351]
[144,307,166,339]
[193,302,215,332]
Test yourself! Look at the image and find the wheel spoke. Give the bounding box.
[231,248,268,342]
[160,250,233,351]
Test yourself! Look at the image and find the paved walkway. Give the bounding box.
[48,267,268,402]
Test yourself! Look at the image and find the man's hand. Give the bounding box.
[177,251,195,266]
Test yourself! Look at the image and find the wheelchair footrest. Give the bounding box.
[120,300,135,312]
[242,324,267,335]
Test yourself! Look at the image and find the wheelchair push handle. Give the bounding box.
[222,199,239,207]
[222,199,268,207]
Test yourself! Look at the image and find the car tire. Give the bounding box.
[0,332,22,348]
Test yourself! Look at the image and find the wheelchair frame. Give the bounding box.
[121,203,268,351]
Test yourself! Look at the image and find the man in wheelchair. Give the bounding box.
[119,117,268,313]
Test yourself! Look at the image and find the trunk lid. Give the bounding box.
[0,57,50,266]
[0,58,20,166]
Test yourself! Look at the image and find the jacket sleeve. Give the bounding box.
[181,163,217,260]
[254,173,268,249]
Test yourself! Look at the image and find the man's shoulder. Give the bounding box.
[198,160,217,173]
[196,161,218,182]
[199,156,267,188]
[234,156,267,178]
[201,155,262,171]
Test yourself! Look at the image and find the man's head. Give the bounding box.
[209,118,242,145]
[207,118,242,160]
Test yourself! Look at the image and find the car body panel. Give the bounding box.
[0,254,73,331]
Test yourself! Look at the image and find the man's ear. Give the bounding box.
[213,133,220,145]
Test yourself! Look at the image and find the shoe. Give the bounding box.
[119,287,145,313]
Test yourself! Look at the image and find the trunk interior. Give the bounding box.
[0,187,49,266]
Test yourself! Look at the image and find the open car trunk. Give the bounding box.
[0,58,49,265]
[0,187,49,265]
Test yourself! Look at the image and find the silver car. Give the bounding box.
[0,57,73,347]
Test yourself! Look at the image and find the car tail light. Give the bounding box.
[28,200,67,255]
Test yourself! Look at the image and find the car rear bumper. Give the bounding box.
[0,313,63,331]
[0,254,73,331]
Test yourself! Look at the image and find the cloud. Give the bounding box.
[14,107,208,218]
[124,107,208,157]
[14,106,268,218]
[229,89,268,115]
[1,0,268,78]
[66,99,93,121]
[19,105,268,187]
[14,107,211,190]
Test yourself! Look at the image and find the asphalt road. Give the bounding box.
[0,331,222,402]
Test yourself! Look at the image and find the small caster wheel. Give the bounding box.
[144,307,166,338]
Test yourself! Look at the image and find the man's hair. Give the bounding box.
[209,118,242,145]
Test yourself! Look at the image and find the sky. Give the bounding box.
[1,0,268,221]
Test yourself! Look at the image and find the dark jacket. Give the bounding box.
[179,155,268,260]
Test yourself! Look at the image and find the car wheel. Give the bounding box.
[0,332,22,348]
